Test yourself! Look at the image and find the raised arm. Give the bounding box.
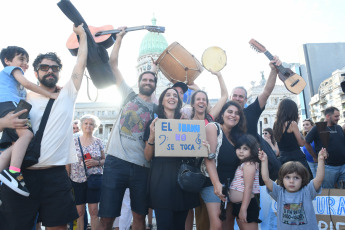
[109,27,126,87]
[258,150,273,191]
[313,148,327,191]
[71,24,88,91]
[257,56,281,109]
[12,69,58,99]
[208,71,228,119]
[204,124,226,201]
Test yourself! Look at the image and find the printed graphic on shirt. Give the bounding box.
[120,98,152,140]
[282,203,307,225]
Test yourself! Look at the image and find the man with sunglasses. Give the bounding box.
[0,24,88,230]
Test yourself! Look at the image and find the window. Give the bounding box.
[99,125,103,135]
[264,118,268,124]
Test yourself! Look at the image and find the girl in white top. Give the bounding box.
[229,134,261,230]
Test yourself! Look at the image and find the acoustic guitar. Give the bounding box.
[249,39,306,94]
[67,25,165,56]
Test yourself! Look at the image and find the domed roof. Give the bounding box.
[139,17,168,57]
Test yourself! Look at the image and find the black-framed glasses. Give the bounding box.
[38,64,60,72]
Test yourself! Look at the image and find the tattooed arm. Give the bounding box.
[71,24,88,91]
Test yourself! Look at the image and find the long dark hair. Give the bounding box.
[191,90,213,122]
[235,134,260,163]
[157,88,182,119]
[273,98,298,142]
[263,127,276,145]
[215,101,246,144]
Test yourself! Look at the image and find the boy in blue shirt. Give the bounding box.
[0,46,57,196]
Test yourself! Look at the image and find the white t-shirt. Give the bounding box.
[27,79,78,167]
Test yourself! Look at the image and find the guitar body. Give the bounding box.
[249,39,306,95]
[278,68,306,94]
[67,25,115,56]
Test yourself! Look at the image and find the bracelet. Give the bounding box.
[208,153,216,160]
[148,142,155,146]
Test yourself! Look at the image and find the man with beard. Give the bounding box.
[98,28,157,230]
[0,24,87,229]
[305,106,345,188]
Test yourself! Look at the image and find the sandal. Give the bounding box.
[146,224,153,230]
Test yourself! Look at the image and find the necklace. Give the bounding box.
[327,126,337,133]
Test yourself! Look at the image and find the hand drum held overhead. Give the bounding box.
[201,46,227,72]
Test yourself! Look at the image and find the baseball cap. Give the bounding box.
[172,82,188,93]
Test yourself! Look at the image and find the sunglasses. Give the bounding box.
[38,64,60,72]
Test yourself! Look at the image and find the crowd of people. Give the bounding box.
[0,25,345,230]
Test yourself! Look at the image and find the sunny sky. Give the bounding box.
[2,0,345,105]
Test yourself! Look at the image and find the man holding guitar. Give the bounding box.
[98,27,157,230]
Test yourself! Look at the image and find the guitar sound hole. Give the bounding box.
[290,80,300,87]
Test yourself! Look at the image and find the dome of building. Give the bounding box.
[138,17,168,57]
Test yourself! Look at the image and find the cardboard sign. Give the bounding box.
[270,188,345,229]
[155,119,208,157]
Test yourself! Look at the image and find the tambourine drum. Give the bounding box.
[156,42,203,85]
[201,46,227,72]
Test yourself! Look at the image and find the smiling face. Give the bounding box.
[222,105,240,128]
[81,118,95,135]
[230,88,247,109]
[283,172,303,193]
[192,92,208,114]
[5,53,29,72]
[162,88,179,111]
[236,144,251,160]
[35,58,60,88]
[138,73,156,96]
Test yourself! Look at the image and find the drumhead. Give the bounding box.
[201,46,227,72]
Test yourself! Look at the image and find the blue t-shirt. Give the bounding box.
[0,66,26,103]
[301,141,315,162]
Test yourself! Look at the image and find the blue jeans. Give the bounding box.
[322,164,345,188]
[307,162,318,179]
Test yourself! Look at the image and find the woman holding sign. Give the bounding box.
[201,101,247,230]
[143,87,200,230]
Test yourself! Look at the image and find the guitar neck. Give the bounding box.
[263,50,286,74]
[95,26,160,37]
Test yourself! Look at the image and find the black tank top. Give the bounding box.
[277,121,300,152]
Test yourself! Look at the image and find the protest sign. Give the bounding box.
[155,119,208,157]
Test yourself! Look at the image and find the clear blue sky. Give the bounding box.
[2,0,345,104]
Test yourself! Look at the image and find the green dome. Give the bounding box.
[139,17,168,57]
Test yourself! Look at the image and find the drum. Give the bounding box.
[156,42,203,85]
[201,46,227,72]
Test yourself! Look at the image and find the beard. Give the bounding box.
[38,73,58,88]
[139,84,155,96]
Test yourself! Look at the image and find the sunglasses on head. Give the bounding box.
[38,64,60,72]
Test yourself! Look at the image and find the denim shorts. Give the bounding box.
[200,185,221,203]
[98,155,150,218]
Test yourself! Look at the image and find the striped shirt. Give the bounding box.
[229,162,260,194]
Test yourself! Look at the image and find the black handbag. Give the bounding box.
[78,137,102,190]
[22,99,55,168]
[177,158,205,193]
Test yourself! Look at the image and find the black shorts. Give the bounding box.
[71,180,101,205]
[0,166,78,229]
[0,101,33,148]
[98,155,149,218]
[232,197,262,223]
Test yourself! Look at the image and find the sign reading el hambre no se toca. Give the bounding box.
[155,119,208,157]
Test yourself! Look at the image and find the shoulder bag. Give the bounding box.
[78,137,102,189]
[22,99,55,168]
